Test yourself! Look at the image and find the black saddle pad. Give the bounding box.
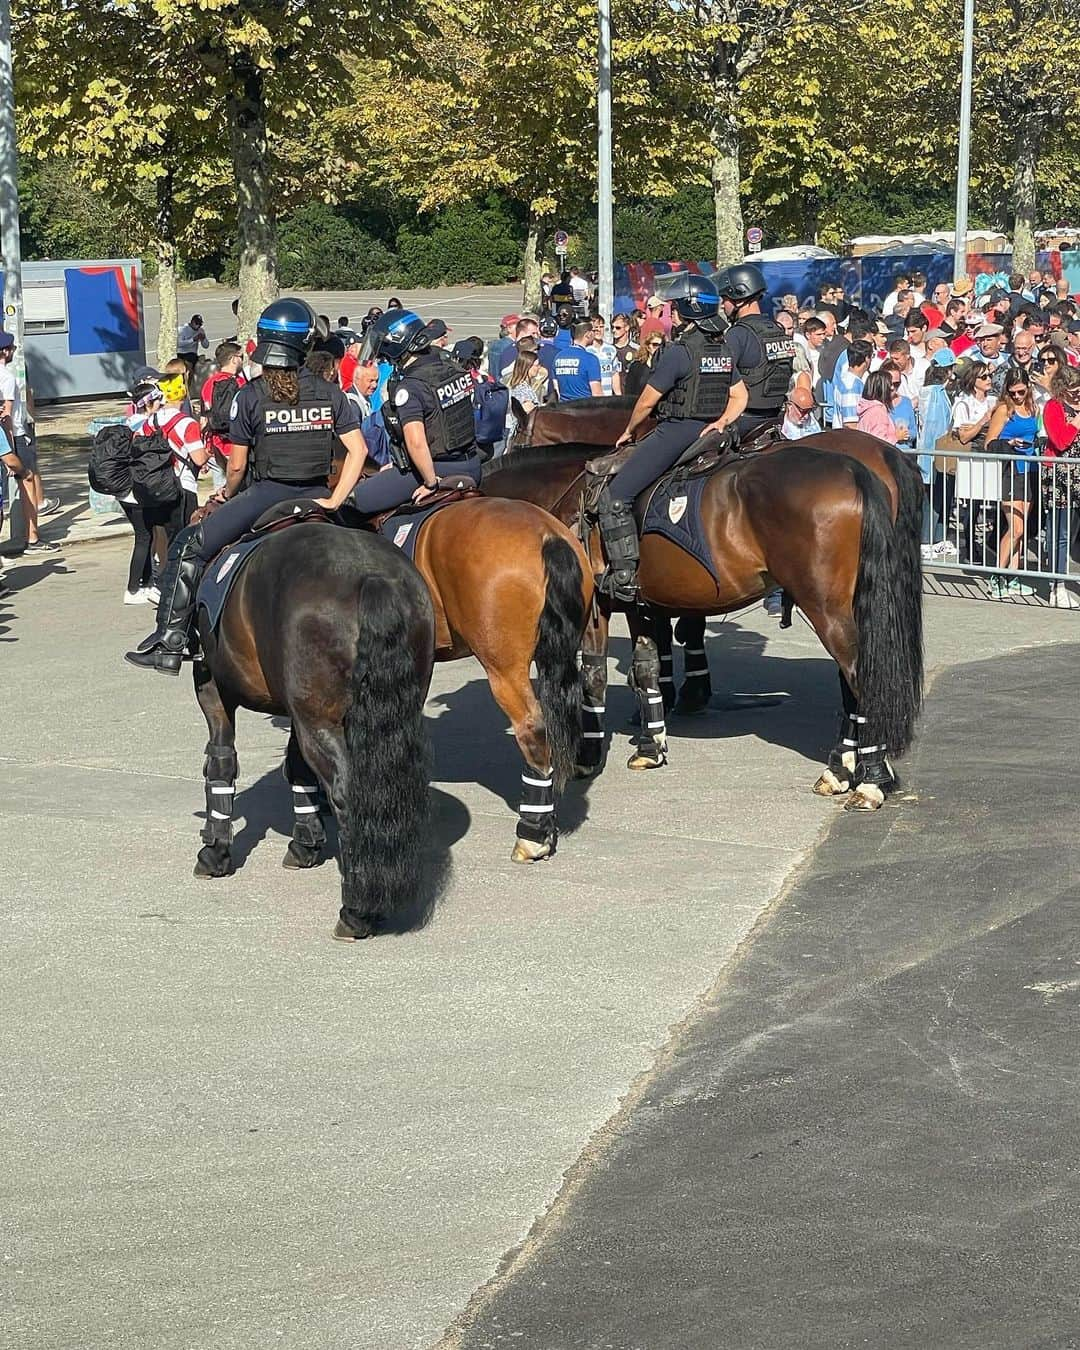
[640,472,719,583]
[196,537,265,632]
[377,495,464,562]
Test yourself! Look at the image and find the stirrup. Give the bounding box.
[598,566,640,605]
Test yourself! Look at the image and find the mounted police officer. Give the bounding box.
[713,262,796,436]
[597,273,748,603]
[350,310,482,517]
[125,297,370,675]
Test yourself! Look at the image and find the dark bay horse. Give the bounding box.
[396,496,592,861]
[483,434,924,809]
[193,524,435,941]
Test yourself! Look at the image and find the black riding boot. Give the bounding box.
[597,495,640,604]
[124,524,204,675]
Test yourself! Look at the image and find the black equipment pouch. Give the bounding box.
[382,377,412,472]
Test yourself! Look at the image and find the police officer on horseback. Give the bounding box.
[350,310,482,517]
[597,272,747,603]
[713,262,796,436]
[125,297,371,675]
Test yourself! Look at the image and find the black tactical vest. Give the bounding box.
[733,314,797,414]
[395,353,478,458]
[249,373,334,483]
[657,325,734,421]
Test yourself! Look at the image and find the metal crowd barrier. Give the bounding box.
[900,445,1080,598]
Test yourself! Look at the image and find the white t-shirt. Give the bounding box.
[952,392,995,431]
[0,362,28,437]
[569,275,590,304]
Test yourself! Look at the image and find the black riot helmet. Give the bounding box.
[252,298,318,368]
[362,309,428,364]
[665,273,725,333]
[716,262,767,306]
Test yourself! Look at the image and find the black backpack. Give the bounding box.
[130,414,184,507]
[88,422,135,497]
[207,375,239,435]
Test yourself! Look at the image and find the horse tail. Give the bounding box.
[341,575,431,924]
[851,459,924,758]
[876,442,925,663]
[535,534,586,788]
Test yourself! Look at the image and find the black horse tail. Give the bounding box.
[851,459,924,758]
[341,575,431,928]
[876,441,925,667]
[534,534,586,789]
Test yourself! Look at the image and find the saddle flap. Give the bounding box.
[366,483,482,535]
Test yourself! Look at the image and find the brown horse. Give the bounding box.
[483,427,924,809]
[398,495,593,861]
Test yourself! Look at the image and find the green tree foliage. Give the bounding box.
[276,204,398,289]
[397,199,523,287]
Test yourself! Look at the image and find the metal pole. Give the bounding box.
[953,0,974,283]
[0,0,27,545]
[597,0,614,328]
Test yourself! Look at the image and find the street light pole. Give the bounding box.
[953,0,974,283]
[597,0,614,328]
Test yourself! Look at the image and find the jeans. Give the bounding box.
[1051,504,1078,574]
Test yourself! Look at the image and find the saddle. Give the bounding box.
[363,483,481,535]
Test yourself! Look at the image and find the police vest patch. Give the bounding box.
[435,375,472,408]
[668,494,688,524]
[764,339,798,362]
[264,405,333,432]
[701,355,733,374]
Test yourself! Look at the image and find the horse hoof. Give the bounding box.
[193,847,234,879]
[333,915,375,941]
[511,837,553,863]
[812,770,851,797]
[844,783,886,811]
[627,743,667,770]
[283,841,323,870]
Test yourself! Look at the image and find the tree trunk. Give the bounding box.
[801,187,821,246]
[711,109,744,266]
[1011,108,1042,275]
[228,63,277,341]
[521,213,544,312]
[155,171,178,370]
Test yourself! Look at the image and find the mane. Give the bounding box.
[483,440,592,480]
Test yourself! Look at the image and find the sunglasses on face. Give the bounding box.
[1008,387,1027,397]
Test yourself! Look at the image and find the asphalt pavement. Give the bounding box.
[449,641,1080,1350]
[2,540,1077,1349]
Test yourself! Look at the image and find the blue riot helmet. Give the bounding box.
[362,309,428,364]
[252,298,317,368]
[665,273,724,331]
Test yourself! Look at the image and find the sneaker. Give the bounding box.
[931,540,959,558]
[124,588,151,605]
[142,584,161,604]
[984,575,1006,598]
[36,497,61,517]
[1051,583,1080,609]
[23,539,59,553]
[1005,576,1036,596]
[920,544,935,561]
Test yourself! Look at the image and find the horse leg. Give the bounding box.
[812,671,861,798]
[803,605,895,811]
[577,606,610,778]
[193,659,238,879]
[627,613,668,770]
[282,726,327,870]
[482,666,558,864]
[672,614,711,714]
[655,615,676,713]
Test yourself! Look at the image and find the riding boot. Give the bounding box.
[124,524,205,675]
[596,495,640,604]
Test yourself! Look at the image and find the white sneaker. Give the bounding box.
[1051,583,1080,609]
[920,544,934,561]
[123,588,151,605]
[932,540,959,558]
[142,585,161,604]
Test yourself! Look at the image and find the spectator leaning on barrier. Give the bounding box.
[1041,365,1080,607]
[985,364,1039,597]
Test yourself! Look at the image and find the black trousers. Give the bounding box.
[351,455,482,515]
[196,479,327,564]
[608,421,713,502]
